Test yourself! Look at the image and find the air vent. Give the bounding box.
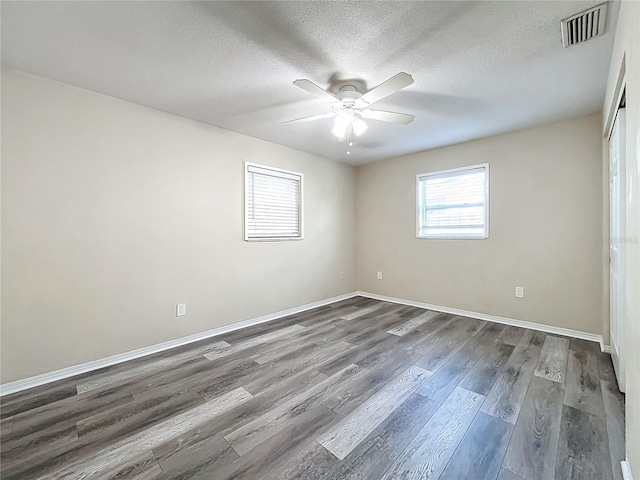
[561,2,608,48]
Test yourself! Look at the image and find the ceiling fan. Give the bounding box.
[282,72,415,155]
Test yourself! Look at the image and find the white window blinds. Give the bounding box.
[245,163,303,241]
[417,164,489,238]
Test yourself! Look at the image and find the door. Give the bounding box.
[609,107,626,392]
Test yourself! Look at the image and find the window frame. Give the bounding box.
[415,163,490,240]
[244,161,304,242]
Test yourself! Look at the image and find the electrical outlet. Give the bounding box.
[340,271,345,280]
[377,272,383,280]
[176,303,187,317]
[515,287,524,298]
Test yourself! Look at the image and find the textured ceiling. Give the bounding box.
[1,1,617,165]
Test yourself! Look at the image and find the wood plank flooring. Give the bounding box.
[0,297,625,480]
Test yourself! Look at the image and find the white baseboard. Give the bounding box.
[357,291,607,350]
[0,291,359,397]
[1,290,612,396]
[622,460,635,480]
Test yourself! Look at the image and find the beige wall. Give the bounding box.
[357,114,604,335]
[0,68,357,383]
[0,67,613,399]
[604,1,640,476]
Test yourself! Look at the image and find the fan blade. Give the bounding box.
[356,72,413,108]
[361,109,415,125]
[293,79,340,104]
[281,112,336,125]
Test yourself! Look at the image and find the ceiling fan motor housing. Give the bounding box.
[333,86,362,112]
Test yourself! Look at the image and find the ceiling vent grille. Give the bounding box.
[561,2,608,48]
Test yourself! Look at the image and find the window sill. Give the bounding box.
[244,237,304,242]
[417,235,489,240]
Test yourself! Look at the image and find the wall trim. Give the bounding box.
[0,291,359,397]
[1,290,612,396]
[357,291,608,351]
[622,460,635,480]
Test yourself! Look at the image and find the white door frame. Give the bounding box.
[602,55,627,389]
[609,107,626,392]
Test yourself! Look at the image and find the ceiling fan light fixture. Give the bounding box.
[332,112,352,139]
[332,123,348,139]
[352,116,368,136]
[334,111,352,127]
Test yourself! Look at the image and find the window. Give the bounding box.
[244,162,303,241]
[417,163,489,239]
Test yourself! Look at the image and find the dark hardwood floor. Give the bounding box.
[0,297,626,479]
